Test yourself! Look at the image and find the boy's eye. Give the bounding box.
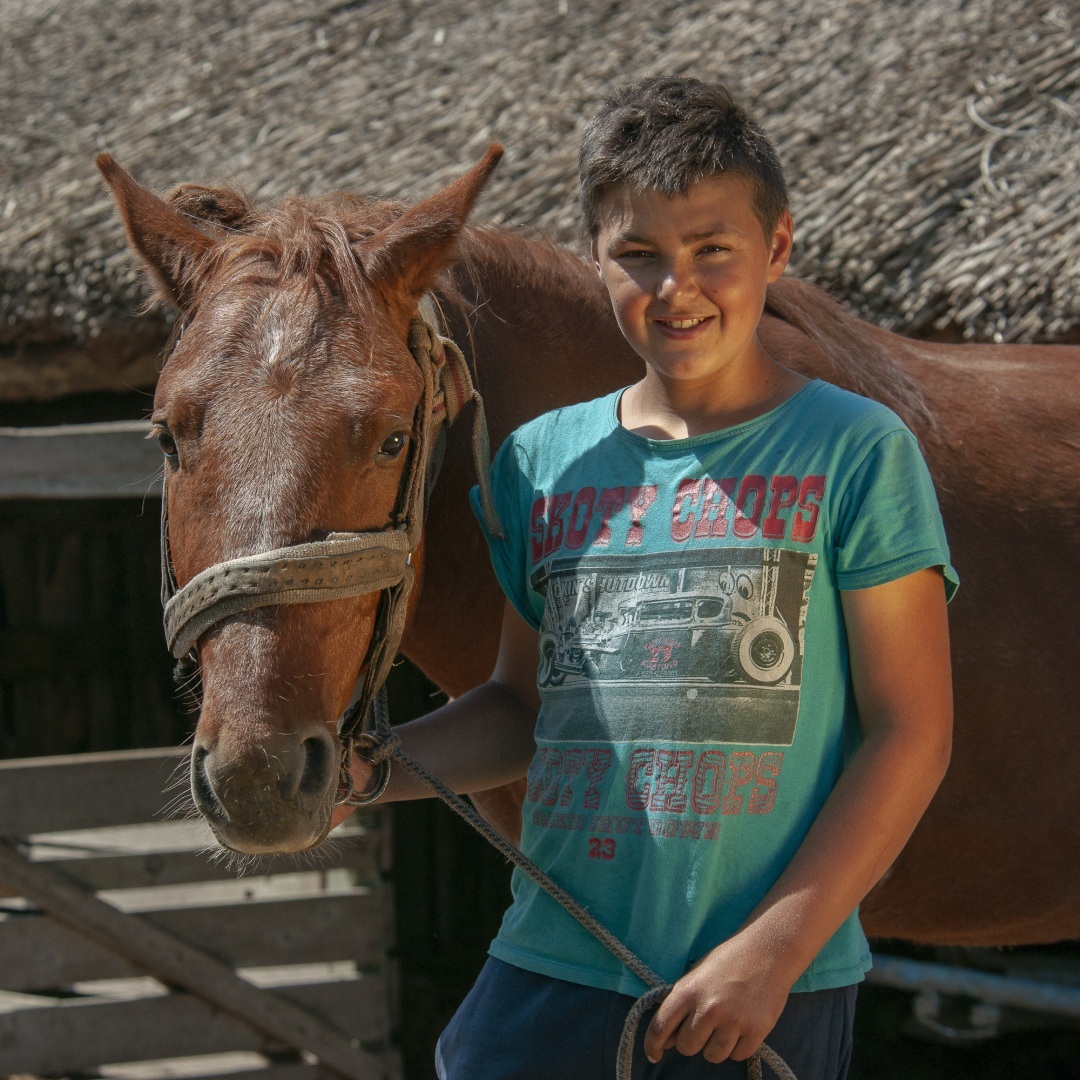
[615,249,654,260]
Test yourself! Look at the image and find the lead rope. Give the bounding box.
[355,689,797,1080]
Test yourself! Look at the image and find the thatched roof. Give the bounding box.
[1,0,1077,400]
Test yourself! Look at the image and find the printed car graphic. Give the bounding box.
[538,590,795,687]
[532,549,808,691]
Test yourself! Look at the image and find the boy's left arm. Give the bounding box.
[644,566,953,1065]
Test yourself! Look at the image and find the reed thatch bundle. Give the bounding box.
[1,0,1076,399]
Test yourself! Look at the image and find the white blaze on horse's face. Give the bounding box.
[591,173,793,393]
[98,146,503,853]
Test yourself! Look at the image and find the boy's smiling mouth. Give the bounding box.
[653,315,714,334]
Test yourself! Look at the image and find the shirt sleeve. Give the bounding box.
[833,428,959,600]
[469,435,543,629]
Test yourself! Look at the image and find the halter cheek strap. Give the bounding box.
[159,298,503,798]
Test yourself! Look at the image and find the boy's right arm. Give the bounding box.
[331,601,540,822]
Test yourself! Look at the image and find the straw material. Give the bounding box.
[1,0,1076,399]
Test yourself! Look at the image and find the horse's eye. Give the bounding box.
[150,425,179,463]
[378,431,408,459]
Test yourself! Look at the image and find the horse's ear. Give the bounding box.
[358,143,503,302]
[96,153,214,311]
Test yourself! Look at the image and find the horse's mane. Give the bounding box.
[165,182,405,319]
[447,226,611,336]
[763,277,935,436]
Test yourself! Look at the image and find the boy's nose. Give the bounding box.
[656,263,698,303]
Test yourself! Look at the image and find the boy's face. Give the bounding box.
[591,173,792,389]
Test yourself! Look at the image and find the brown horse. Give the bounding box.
[98,148,1080,947]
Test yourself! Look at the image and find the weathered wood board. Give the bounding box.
[0,420,161,499]
[0,747,189,834]
[0,748,398,1079]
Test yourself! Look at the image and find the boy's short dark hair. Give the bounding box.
[579,77,789,240]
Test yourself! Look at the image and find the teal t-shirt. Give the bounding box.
[470,379,958,997]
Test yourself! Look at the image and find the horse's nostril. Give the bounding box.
[191,746,228,822]
[299,734,332,798]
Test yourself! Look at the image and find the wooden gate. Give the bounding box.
[0,746,398,1079]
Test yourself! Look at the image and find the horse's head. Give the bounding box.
[98,147,502,853]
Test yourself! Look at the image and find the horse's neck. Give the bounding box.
[443,228,639,442]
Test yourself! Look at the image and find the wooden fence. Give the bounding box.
[0,746,398,1079]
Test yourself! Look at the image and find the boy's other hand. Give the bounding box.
[642,934,789,1064]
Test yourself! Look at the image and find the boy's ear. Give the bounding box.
[767,210,794,282]
[590,238,603,278]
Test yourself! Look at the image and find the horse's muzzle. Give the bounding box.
[191,722,338,853]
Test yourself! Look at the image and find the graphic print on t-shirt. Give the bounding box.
[532,548,816,746]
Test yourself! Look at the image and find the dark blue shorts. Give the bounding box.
[436,957,856,1080]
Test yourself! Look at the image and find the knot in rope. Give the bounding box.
[354,728,400,765]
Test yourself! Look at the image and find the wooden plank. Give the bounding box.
[22,812,380,889]
[208,1066,338,1080]
[0,419,162,499]
[101,1062,340,1080]
[0,912,133,987]
[28,832,378,891]
[199,1066,383,1080]
[0,841,390,1079]
[0,977,391,1075]
[0,750,383,849]
[0,747,189,834]
[145,891,386,969]
[0,891,386,992]
[27,814,365,852]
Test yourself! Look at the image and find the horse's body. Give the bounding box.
[98,152,1080,947]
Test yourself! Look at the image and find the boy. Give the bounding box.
[344,77,956,1078]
